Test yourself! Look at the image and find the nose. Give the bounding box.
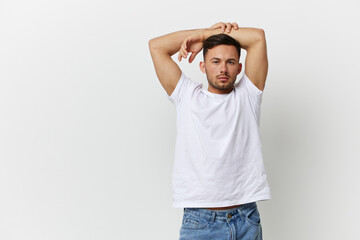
[220,62,228,74]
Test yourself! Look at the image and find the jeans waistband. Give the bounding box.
[183,202,257,222]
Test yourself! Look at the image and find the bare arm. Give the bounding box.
[227,28,268,91]
[148,29,203,96]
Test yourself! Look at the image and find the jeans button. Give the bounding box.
[227,213,231,218]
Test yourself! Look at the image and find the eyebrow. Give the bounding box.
[210,57,237,61]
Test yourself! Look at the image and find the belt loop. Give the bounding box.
[237,208,245,221]
[211,211,216,223]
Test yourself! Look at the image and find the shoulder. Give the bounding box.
[167,72,201,104]
[236,73,263,95]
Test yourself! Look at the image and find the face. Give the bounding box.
[200,45,242,94]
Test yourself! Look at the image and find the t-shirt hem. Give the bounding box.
[172,194,271,208]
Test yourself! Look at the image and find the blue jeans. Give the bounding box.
[179,202,262,240]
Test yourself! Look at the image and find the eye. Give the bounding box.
[212,60,219,64]
[228,61,235,65]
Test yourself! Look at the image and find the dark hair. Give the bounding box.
[203,34,241,60]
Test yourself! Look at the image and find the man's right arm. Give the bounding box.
[148,29,202,96]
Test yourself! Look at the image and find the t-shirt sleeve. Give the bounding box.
[240,73,263,104]
[167,72,191,105]
[236,73,264,125]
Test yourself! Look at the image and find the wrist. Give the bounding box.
[202,28,223,40]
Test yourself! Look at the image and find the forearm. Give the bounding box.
[149,29,204,56]
[203,27,265,50]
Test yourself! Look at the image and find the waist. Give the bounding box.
[184,202,257,221]
[204,204,242,210]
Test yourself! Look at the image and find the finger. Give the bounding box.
[178,46,187,61]
[180,48,187,59]
[179,49,184,61]
[178,51,182,62]
[189,52,198,63]
[180,39,188,54]
[221,23,226,33]
[178,49,184,62]
[212,22,225,31]
[183,41,188,54]
[217,22,226,32]
[232,22,239,30]
[226,22,232,33]
[183,46,188,57]
[178,46,186,60]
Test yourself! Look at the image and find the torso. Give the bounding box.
[205,204,242,210]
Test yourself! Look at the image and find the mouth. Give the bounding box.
[217,76,229,82]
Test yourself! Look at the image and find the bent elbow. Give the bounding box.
[256,28,266,42]
[148,38,161,52]
[148,39,155,51]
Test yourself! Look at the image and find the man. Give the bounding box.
[149,22,271,240]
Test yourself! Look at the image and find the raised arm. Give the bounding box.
[179,23,268,91]
[148,29,202,96]
[227,27,268,91]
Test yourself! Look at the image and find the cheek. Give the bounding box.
[231,66,240,74]
[205,66,216,74]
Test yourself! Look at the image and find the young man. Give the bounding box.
[149,22,271,240]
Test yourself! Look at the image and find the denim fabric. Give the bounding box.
[179,202,262,240]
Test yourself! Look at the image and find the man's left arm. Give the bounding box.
[238,28,268,91]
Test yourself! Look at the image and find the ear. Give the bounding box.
[199,61,206,74]
[237,63,242,75]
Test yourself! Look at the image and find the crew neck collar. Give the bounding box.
[201,87,234,98]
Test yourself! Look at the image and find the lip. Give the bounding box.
[218,77,229,81]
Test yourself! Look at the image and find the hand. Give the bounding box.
[178,31,205,63]
[210,22,239,33]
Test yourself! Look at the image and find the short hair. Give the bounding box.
[203,34,241,60]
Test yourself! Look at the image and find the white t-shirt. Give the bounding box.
[167,72,271,208]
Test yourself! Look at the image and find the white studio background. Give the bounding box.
[0,0,359,239]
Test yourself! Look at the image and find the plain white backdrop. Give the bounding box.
[1,0,359,239]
